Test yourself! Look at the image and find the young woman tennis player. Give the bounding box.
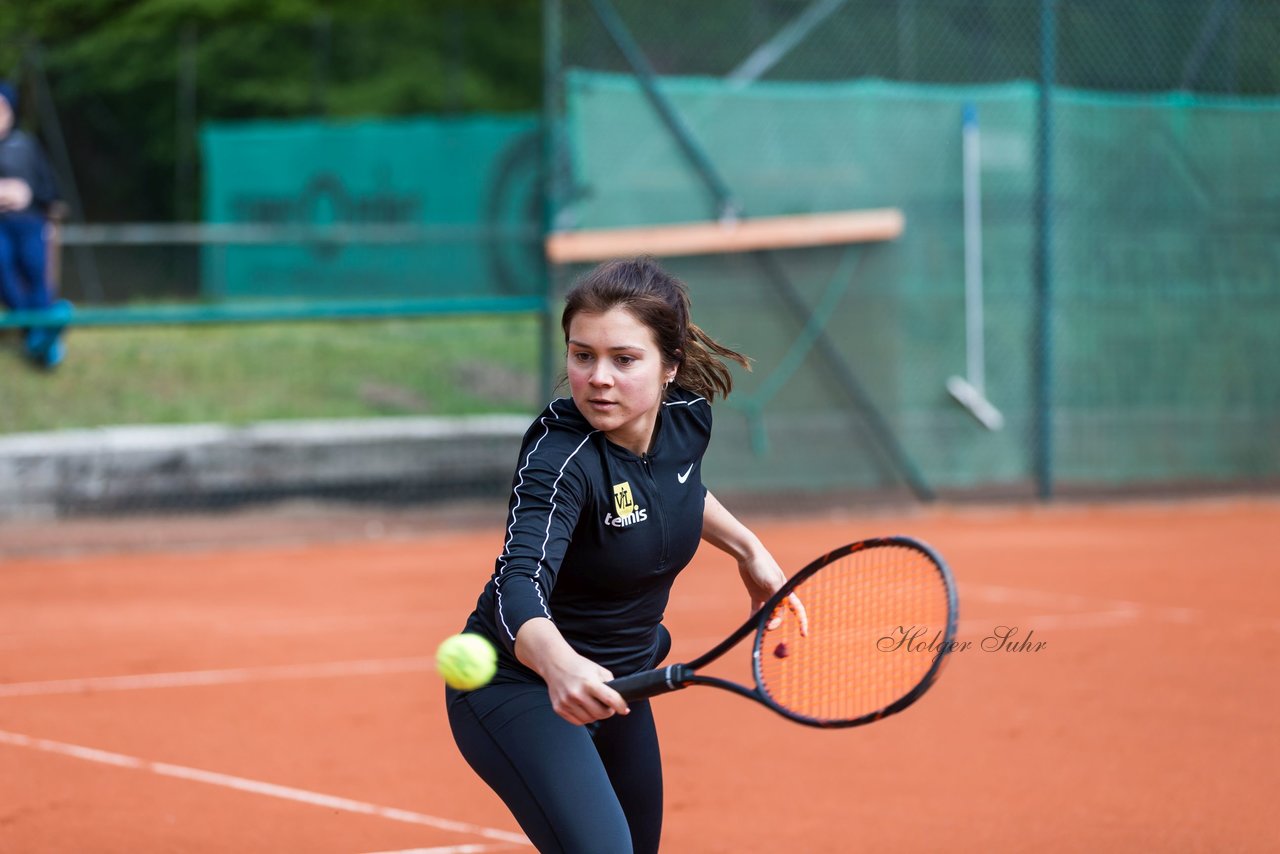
[446,256,794,853]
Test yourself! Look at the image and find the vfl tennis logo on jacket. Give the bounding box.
[606,481,648,527]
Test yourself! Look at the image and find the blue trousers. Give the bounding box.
[0,212,53,312]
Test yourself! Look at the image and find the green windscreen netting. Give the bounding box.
[201,115,543,301]
[559,71,1280,495]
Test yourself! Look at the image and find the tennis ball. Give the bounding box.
[436,632,498,691]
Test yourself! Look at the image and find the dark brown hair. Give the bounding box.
[561,256,749,401]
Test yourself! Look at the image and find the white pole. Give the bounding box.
[948,102,1004,431]
[962,102,984,396]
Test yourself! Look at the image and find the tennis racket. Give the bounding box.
[607,536,958,728]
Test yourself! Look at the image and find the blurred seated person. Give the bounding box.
[0,79,69,368]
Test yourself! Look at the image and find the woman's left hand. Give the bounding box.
[737,550,784,615]
[738,552,809,636]
[702,491,808,635]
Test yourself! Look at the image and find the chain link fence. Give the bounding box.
[3,2,1278,520]
[2,10,546,519]
[546,0,1280,501]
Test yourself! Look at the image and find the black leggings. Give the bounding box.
[447,682,663,853]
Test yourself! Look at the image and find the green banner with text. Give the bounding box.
[200,115,542,301]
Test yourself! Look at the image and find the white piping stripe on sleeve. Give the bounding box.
[494,399,597,641]
[494,403,558,640]
[496,401,561,572]
[535,432,596,592]
[663,396,707,408]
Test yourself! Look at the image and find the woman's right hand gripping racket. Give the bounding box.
[608,536,958,728]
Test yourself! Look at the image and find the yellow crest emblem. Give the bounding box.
[612,481,636,518]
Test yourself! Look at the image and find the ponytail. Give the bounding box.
[677,321,750,401]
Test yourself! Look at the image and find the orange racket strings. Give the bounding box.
[757,544,952,723]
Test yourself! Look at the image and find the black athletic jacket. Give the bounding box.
[463,385,711,682]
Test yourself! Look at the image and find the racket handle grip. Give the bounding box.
[608,664,690,701]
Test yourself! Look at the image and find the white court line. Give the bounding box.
[961,583,1202,628]
[956,608,1137,635]
[0,657,435,698]
[0,612,443,642]
[0,729,529,846]
[963,583,1099,610]
[361,846,521,854]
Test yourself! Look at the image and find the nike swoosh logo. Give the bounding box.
[677,462,695,484]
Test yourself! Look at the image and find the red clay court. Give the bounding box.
[2,496,1277,852]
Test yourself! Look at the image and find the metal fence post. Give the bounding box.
[1034,0,1057,500]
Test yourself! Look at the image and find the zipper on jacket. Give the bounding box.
[641,454,668,571]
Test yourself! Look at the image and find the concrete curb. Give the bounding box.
[0,415,530,519]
